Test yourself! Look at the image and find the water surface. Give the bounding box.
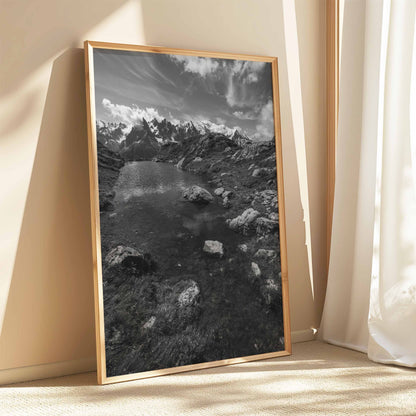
[109,161,243,277]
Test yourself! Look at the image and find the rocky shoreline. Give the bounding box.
[158,133,282,296]
[97,132,284,377]
[97,141,124,213]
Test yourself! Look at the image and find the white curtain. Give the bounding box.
[320,0,416,367]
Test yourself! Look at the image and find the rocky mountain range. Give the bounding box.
[96,118,253,161]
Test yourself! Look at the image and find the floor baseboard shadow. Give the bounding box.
[0,329,317,385]
[0,357,96,386]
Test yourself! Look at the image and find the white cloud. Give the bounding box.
[225,74,238,107]
[230,60,244,75]
[246,72,260,83]
[233,110,256,120]
[244,61,266,83]
[170,56,267,109]
[171,55,220,77]
[226,61,267,108]
[231,61,266,83]
[253,100,274,140]
[102,98,164,126]
[168,112,180,125]
[207,122,234,136]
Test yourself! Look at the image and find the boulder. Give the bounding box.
[251,262,261,278]
[256,217,279,235]
[177,280,200,307]
[238,244,248,253]
[252,167,272,178]
[254,249,276,259]
[176,157,186,169]
[261,278,281,306]
[203,240,224,258]
[214,187,225,196]
[268,212,279,221]
[222,196,231,209]
[142,316,156,329]
[183,185,213,204]
[193,157,203,163]
[105,245,156,274]
[105,245,140,266]
[226,208,260,234]
[155,279,201,332]
[270,197,278,210]
[222,190,233,198]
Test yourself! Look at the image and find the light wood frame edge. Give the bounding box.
[272,58,291,356]
[326,0,339,273]
[84,42,107,384]
[84,40,291,385]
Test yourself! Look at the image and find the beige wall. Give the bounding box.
[0,0,326,380]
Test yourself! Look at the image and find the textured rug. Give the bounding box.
[1,341,415,416]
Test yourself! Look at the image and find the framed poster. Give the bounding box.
[84,41,290,384]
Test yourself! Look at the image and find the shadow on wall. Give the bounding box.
[0,49,96,369]
[0,0,128,98]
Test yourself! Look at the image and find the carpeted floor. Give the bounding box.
[1,341,415,416]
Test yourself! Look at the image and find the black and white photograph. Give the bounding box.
[88,45,288,380]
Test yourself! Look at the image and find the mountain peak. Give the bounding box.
[231,129,251,146]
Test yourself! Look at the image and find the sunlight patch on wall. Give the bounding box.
[282,0,314,298]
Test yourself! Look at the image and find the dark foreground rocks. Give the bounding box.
[102,244,207,376]
[182,185,214,204]
[226,208,260,234]
[203,240,224,258]
[104,245,156,279]
[256,217,279,236]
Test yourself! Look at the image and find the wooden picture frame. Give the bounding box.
[84,41,291,385]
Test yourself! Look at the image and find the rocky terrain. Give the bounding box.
[96,141,124,212]
[96,118,284,377]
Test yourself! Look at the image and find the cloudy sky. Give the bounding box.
[93,48,275,140]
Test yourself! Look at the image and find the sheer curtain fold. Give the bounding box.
[320,0,416,367]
